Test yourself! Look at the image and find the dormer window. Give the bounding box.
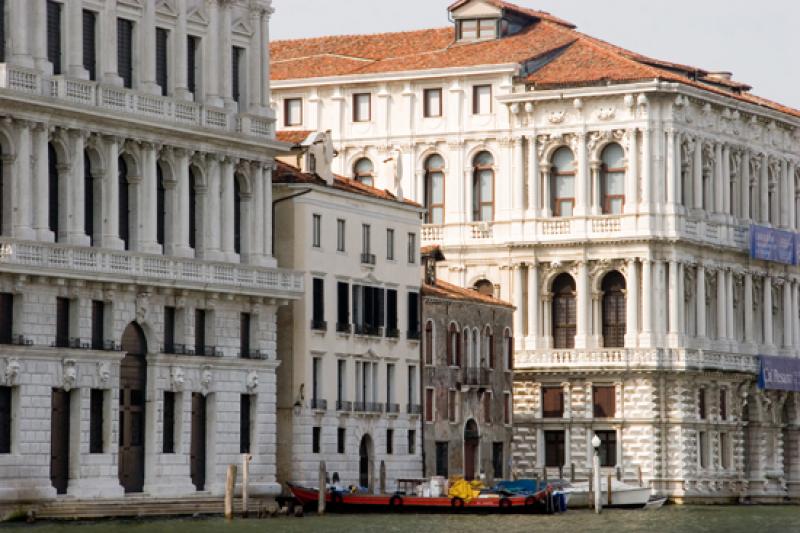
[457,18,498,42]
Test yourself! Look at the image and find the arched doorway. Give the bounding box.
[464,419,479,481]
[359,434,373,490]
[119,323,147,493]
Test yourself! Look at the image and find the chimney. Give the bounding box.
[383,148,404,201]
[304,131,337,186]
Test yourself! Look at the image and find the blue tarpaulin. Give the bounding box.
[750,225,796,265]
[758,355,800,392]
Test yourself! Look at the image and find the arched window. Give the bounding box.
[601,271,626,348]
[472,151,494,222]
[84,152,94,246]
[474,279,494,297]
[484,326,494,369]
[600,143,625,214]
[353,158,374,187]
[118,156,130,250]
[552,273,577,349]
[503,328,513,371]
[448,323,460,366]
[156,164,166,247]
[425,320,434,365]
[234,173,243,255]
[551,147,575,217]
[188,167,198,251]
[463,328,470,367]
[48,143,60,240]
[424,154,445,224]
[471,328,479,368]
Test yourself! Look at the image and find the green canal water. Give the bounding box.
[3,506,800,533]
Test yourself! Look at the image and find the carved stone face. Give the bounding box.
[246,370,259,392]
[97,361,111,384]
[63,360,77,392]
[171,366,185,390]
[4,358,20,385]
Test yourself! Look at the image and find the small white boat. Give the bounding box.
[563,479,657,509]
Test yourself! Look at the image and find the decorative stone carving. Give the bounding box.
[97,361,111,385]
[547,111,566,124]
[62,359,77,392]
[597,107,616,121]
[136,292,151,324]
[3,358,20,386]
[170,366,185,391]
[246,370,259,392]
[200,365,213,395]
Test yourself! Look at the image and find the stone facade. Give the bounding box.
[0,0,302,505]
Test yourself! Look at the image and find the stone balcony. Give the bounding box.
[514,347,759,375]
[0,64,275,139]
[0,240,303,299]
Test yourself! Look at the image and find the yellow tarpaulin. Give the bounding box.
[447,478,485,503]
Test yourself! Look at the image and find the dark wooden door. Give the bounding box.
[359,436,371,489]
[552,275,576,349]
[119,323,146,493]
[602,271,627,348]
[50,388,70,494]
[464,420,479,481]
[190,392,206,491]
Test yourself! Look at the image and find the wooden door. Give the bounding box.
[359,435,371,489]
[119,323,146,493]
[50,388,70,494]
[190,392,206,491]
[464,420,479,481]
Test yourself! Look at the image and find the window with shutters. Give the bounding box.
[386,289,397,337]
[118,157,130,250]
[407,233,416,264]
[447,324,461,367]
[407,429,416,454]
[483,391,492,423]
[596,430,617,467]
[361,223,371,255]
[82,10,97,81]
[47,1,62,75]
[698,388,706,419]
[48,144,59,239]
[424,321,434,365]
[492,442,504,479]
[386,228,395,260]
[163,306,175,354]
[542,386,564,418]
[117,18,134,88]
[552,274,576,349]
[407,365,417,412]
[504,392,511,425]
[232,46,244,105]
[240,313,251,358]
[156,28,169,96]
[284,98,303,127]
[407,292,420,339]
[194,309,206,356]
[240,395,252,454]
[312,426,321,453]
[156,164,166,247]
[187,36,199,96]
[312,357,321,405]
[0,293,12,345]
[601,271,626,348]
[472,151,494,222]
[424,154,445,224]
[0,386,11,453]
[91,301,104,350]
[89,389,104,453]
[472,85,492,114]
[425,388,434,422]
[592,385,615,418]
[336,219,345,252]
[312,278,325,330]
[188,167,197,250]
[600,143,625,214]
[698,431,708,468]
[485,326,494,369]
[435,441,448,477]
[84,152,94,245]
[544,430,565,467]
[353,93,371,122]
[336,282,349,332]
[337,360,346,404]
[55,297,70,348]
[423,88,442,118]
[551,147,576,217]
[386,428,394,455]
[351,285,384,336]
[234,174,243,255]
[720,432,731,469]
[447,389,457,423]
[337,427,346,454]
[312,214,321,248]
[720,389,728,421]
[163,391,175,453]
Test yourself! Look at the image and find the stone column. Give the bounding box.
[540,166,551,217]
[68,130,90,246]
[173,0,190,100]
[624,128,638,214]
[625,259,639,348]
[220,1,233,106]
[744,272,754,344]
[591,291,602,348]
[783,280,793,348]
[67,0,88,78]
[696,264,706,341]
[763,275,773,346]
[138,143,160,254]
[13,122,34,240]
[590,161,601,215]
[715,143,724,213]
[677,262,686,336]
[139,0,158,94]
[641,126,652,212]
[722,145,731,215]
[260,9,271,108]
[262,163,274,262]
[513,138,525,214]
[31,0,48,72]
[32,123,53,241]
[527,135,539,215]
[205,0,222,106]
[513,264,524,346]
[693,138,703,210]
[191,154,208,258]
[760,154,769,224]
[220,158,236,260]
[741,151,751,220]
[654,260,667,339]
[170,149,192,257]
[640,259,653,346]
[527,262,540,347]
[576,133,589,216]
[575,261,590,349]
[251,163,265,265]
[668,260,680,340]
[101,0,123,86]
[206,156,222,260]
[666,129,678,208]
[248,6,263,113]
[542,294,553,349]
[9,0,33,67]
[793,281,800,348]
[726,270,734,345]
[789,162,797,230]
[716,268,727,341]
[101,137,123,250]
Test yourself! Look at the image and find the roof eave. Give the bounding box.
[273,181,425,213]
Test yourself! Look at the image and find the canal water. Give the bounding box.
[3,506,800,533]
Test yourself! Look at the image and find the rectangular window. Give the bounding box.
[91,301,104,350]
[483,391,492,423]
[353,93,371,122]
[47,1,62,75]
[361,224,371,255]
[156,28,169,96]
[89,389,104,453]
[312,278,325,330]
[460,19,478,40]
[232,46,244,105]
[82,10,97,80]
[312,426,321,454]
[479,19,496,39]
[336,219,346,252]
[55,297,70,348]
[720,389,727,421]
[240,395,252,454]
[592,385,615,418]
[698,431,707,468]
[407,429,416,454]
[698,388,706,420]
[407,292,420,338]
[504,392,511,425]
[447,389,457,423]
[284,98,303,127]
[163,306,175,354]
[312,214,321,248]
[194,309,206,356]
[312,357,321,405]
[542,386,564,418]
[337,360,346,404]
[472,84,492,115]
[423,88,442,118]
[0,386,10,453]
[720,433,730,469]
[117,18,134,88]
[424,321,433,365]
[386,229,395,260]
[596,430,617,467]
[408,365,417,412]
[386,429,394,455]
[544,430,565,467]
[492,442,504,479]
[386,289,398,336]
[336,282,349,332]
[187,36,199,96]
[337,427,346,454]
[425,388,434,422]
[407,233,416,264]
[435,441,448,477]
[0,1,5,62]
[162,391,175,453]
[0,293,11,345]
[240,313,251,358]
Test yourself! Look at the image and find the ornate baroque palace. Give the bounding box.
[0,0,302,506]
[271,0,800,503]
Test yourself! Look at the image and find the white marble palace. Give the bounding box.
[0,0,302,505]
[271,0,800,503]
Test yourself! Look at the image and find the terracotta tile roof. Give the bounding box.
[272,160,421,207]
[275,130,313,145]
[271,2,799,119]
[422,279,514,308]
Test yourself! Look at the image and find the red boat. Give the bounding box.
[287,482,556,514]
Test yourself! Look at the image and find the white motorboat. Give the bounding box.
[563,479,659,509]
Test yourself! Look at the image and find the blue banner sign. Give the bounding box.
[750,225,796,265]
[758,355,800,392]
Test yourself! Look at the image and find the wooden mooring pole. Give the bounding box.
[379,461,386,495]
[318,461,327,515]
[242,454,252,518]
[225,464,238,520]
[607,474,613,507]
